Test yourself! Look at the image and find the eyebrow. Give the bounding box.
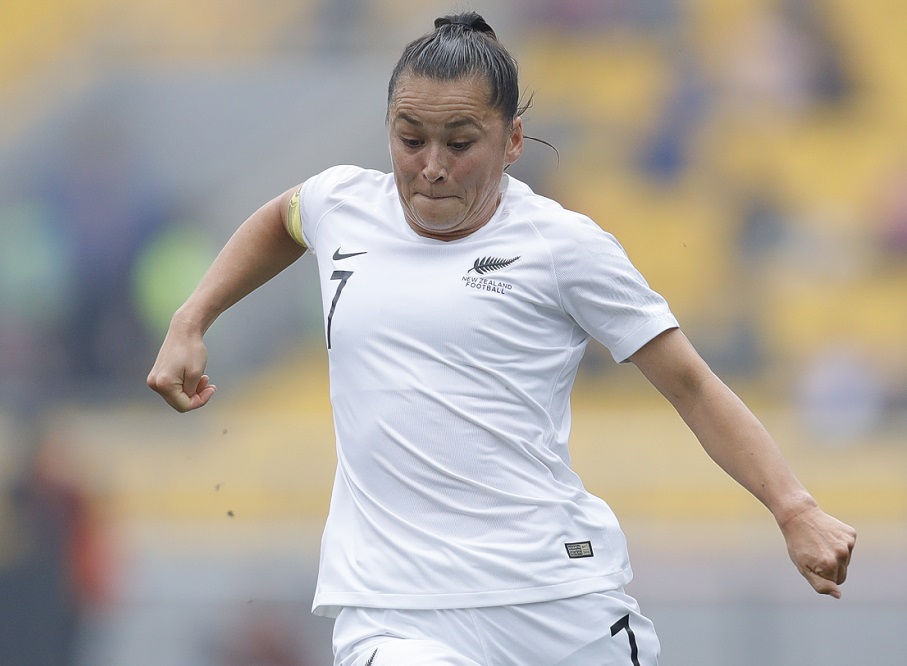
[395,113,481,131]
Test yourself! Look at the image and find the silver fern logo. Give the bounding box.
[463,255,519,295]
[467,255,520,274]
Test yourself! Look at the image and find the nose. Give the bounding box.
[422,145,447,183]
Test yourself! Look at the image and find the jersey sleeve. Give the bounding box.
[553,217,679,362]
[296,164,364,251]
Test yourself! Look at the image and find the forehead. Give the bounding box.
[389,75,500,127]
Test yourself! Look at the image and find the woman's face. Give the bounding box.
[388,74,523,241]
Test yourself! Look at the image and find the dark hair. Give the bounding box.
[386,12,527,123]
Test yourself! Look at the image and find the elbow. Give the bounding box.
[664,364,720,421]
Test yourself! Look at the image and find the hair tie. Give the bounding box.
[434,13,496,38]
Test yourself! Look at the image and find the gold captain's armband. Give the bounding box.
[287,187,306,247]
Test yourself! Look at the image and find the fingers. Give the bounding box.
[796,522,856,599]
[803,562,845,599]
[804,547,850,597]
[147,366,217,413]
[174,373,216,412]
[147,327,214,412]
[835,544,853,585]
[806,572,842,599]
[191,374,217,409]
[783,508,856,599]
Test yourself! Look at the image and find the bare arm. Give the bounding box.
[147,186,306,412]
[630,328,856,598]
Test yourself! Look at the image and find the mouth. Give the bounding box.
[416,193,456,201]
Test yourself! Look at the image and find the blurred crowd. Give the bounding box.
[0,0,904,417]
[1,0,906,417]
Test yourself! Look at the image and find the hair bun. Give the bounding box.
[434,12,496,38]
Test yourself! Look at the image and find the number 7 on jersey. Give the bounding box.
[327,270,353,349]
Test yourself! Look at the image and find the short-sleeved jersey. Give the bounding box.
[298,166,678,617]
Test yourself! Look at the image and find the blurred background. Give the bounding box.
[1,0,905,663]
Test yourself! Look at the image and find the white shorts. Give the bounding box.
[332,589,660,665]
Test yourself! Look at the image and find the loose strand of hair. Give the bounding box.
[525,135,560,169]
[512,91,560,169]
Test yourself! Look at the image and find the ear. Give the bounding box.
[505,116,524,166]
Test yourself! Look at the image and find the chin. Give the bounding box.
[415,217,459,233]
[413,208,460,230]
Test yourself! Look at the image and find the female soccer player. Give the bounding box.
[148,12,856,665]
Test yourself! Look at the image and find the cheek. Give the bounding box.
[390,148,417,180]
[459,160,498,197]
[453,155,485,185]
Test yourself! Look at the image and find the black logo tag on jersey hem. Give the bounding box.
[565,541,594,558]
[365,648,378,665]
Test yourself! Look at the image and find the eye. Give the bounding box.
[400,137,423,149]
[448,141,472,151]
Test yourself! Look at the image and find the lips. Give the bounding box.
[417,193,456,201]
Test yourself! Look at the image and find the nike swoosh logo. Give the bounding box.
[333,248,367,260]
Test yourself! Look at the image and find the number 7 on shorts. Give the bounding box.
[610,614,641,666]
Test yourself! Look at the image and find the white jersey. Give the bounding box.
[298,166,678,618]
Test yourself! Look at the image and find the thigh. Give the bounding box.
[477,590,660,666]
[333,607,483,666]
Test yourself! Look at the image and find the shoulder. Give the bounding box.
[502,175,626,258]
[297,165,394,248]
[301,165,394,206]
